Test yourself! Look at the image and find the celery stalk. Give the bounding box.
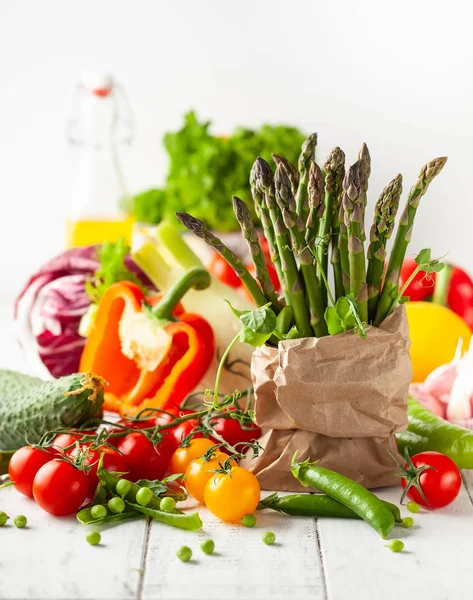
[156,221,203,270]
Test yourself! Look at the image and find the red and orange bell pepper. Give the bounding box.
[80,268,214,415]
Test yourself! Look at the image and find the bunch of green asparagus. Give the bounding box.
[177,134,447,339]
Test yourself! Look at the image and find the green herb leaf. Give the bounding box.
[324,295,367,339]
[324,306,346,336]
[135,479,168,497]
[86,238,146,303]
[415,248,432,265]
[240,305,277,334]
[240,328,273,347]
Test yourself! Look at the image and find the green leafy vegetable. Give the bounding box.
[86,238,145,304]
[324,295,367,339]
[130,111,306,231]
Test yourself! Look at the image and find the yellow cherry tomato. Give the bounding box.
[204,466,261,522]
[405,301,472,382]
[185,452,236,504]
[169,438,216,475]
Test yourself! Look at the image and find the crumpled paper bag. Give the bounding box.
[243,306,412,490]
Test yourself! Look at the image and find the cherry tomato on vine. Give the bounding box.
[401,451,461,509]
[172,419,203,447]
[108,418,156,447]
[117,432,174,481]
[399,257,435,301]
[33,459,89,515]
[209,410,262,447]
[169,438,216,475]
[209,254,242,289]
[69,444,128,499]
[8,446,55,498]
[204,466,261,521]
[52,430,96,452]
[185,452,234,504]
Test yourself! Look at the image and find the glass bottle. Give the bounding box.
[66,72,135,248]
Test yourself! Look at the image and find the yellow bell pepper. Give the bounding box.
[405,301,472,382]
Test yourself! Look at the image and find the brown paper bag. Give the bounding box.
[243,306,412,491]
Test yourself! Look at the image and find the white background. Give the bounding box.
[1,0,472,301]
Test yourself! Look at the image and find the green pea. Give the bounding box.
[262,531,276,545]
[385,539,404,553]
[177,546,192,562]
[406,501,420,514]
[0,511,9,527]
[241,514,257,528]
[108,497,125,514]
[160,497,176,513]
[14,515,27,529]
[136,487,153,507]
[90,505,108,519]
[116,479,132,497]
[86,531,101,546]
[200,539,215,555]
[402,517,414,529]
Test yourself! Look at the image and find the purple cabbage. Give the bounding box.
[14,246,151,379]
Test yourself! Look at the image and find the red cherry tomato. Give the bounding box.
[69,444,128,499]
[401,451,461,509]
[209,253,242,289]
[108,418,156,447]
[52,430,95,452]
[172,419,203,447]
[117,432,174,481]
[8,446,55,498]
[448,266,473,331]
[399,257,435,301]
[33,459,89,516]
[209,411,262,447]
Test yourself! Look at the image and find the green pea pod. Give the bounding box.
[397,397,473,469]
[125,501,202,531]
[259,493,402,524]
[77,507,142,526]
[291,458,395,538]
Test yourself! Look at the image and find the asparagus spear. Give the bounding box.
[318,147,346,303]
[305,161,325,245]
[175,212,268,307]
[295,133,318,223]
[342,160,368,322]
[274,164,328,337]
[250,161,285,296]
[254,158,313,338]
[232,196,281,312]
[357,143,371,241]
[374,156,448,325]
[338,202,350,292]
[366,174,403,322]
[272,154,299,195]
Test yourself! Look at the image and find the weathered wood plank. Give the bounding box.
[0,486,147,600]
[317,484,473,600]
[142,496,325,600]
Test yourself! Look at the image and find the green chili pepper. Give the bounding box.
[397,397,473,469]
[258,493,402,524]
[291,457,395,539]
[125,501,202,531]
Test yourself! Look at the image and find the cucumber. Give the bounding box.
[0,370,104,452]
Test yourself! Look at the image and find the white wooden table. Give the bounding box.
[1,300,472,600]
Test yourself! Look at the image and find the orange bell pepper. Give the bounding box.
[80,268,214,414]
